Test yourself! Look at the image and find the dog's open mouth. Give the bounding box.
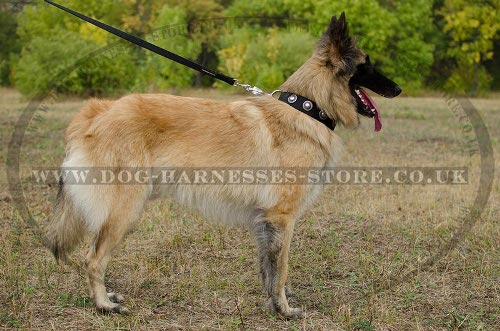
[352,86,382,132]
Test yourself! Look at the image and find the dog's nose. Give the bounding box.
[394,85,402,96]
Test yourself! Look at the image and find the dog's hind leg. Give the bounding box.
[254,211,303,319]
[87,218,137,314]
[86,191,146,315]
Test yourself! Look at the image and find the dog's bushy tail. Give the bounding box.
[44,178,85,263]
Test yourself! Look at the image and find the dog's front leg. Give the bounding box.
[254,216,303,319]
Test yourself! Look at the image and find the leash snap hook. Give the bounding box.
[234,80,266,96]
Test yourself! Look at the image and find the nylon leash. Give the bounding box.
[44,0,244,88]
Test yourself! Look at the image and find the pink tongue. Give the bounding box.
[374,109,382,132]
[359,89,382,132]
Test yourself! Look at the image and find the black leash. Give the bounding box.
[44,0,236,86]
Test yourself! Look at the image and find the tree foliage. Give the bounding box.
[136,5,201,90]
[3,0,499,96]
[14,0,142,96]
[0,10,20,85]
[218,27,316,90]
[439,0,499,95]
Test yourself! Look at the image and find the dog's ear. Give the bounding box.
[329,15,338,26]
[326,12,352,55]
[317,12,355,65]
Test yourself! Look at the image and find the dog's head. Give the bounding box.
[313,12,402,131]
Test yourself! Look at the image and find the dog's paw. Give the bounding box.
[97,303,130,315]
[280,307,304,319]
[265,298,304,319]
[107,292,125,303]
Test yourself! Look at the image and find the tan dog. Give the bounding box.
[46,13,401,318]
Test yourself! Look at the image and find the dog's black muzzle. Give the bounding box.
[349,56,402,98]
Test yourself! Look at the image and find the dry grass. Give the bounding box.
[0,87,499,330]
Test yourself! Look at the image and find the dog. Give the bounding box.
[45,12,401,319]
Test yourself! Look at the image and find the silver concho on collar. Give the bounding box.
[287,94,297,103]
[319,110,328,120]
[303,100,313,111]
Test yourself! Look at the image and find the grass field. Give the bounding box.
[0,87,499,330]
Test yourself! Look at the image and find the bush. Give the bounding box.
[14,1,139,96]
[15,31,138,96]
[218,27,316,90]
[444,61,492,96]
[135,6,201,90]
[0,11,21,85]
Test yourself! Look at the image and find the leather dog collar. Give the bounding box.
[278,92,336,131]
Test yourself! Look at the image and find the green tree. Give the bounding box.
[136,5,201,90]
[224,0,436,91]
[439,0,499,95]
[168,0,225,87]
[15,30,138,96]
[10,0,500,96]
[0,10,21,85]
[315,0,436,90]
[390,0,436,91]
[218,27,315,90]
[225,0,292,18]
[15,0,141,96]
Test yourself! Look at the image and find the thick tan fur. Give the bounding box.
[46,14,368,318]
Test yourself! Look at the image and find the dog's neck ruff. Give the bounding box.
[278,92,336,131]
